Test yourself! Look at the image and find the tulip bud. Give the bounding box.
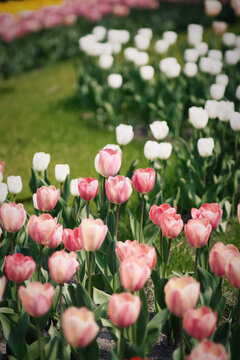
[92,25,106,41]
[7,176,22,194]
[55,164,70,183]
[116,124,134,146]
[0,276,6,301]
[163,31,177,45]
[185,219,212,248]
[105,176,132,204]
[62,307,99,348]
[150,121,169,141]
[78,177,98,201]
[18,282,54,317]
[226,253,240,289]
[158,142,172,160]
[189,107,209,129]
[225,49,239,66]
[140,65,154,81]
[209,242,238,277]
[70,179,80,197]
[230,112,240,131]
[99,54,113,69]
[36,185,59,212]
[223,32,237,47]
[160,213,183,239]
[107,74,122,89]
[212,21,228,36]
[108,293,141,328]
[149,204,177,227]
[164,276,200,317]
[33,152,50,172]
[184,49,199,62]
[195,42,208,56]
[191,203,222,230]
[0,202,26,233]
[184,62,198,78]
[205,100,219,119]
[183,307,217,341]
[49,250,79,284]
[124,47,138,61]
[187,340,228,360]
[0,183,8,203]
[120,256,151,291]
[32,194,39,210]
[155,39,169,54]
[132,168,155,194]
[216,74,228,87]
[160,57,181,78]
[63,228,82,252]
[133,51,149,66]
[197,138,214,157]
[188,24,203,46]
[98,147,122,178]
[210,83,225,100]
[134,34,150,50]
[144,141,159,161]
[218,101,234,122]
[79,218,107,252]
[138,28,152,40]
[5,253,36,283]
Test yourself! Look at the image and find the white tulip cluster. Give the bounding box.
[159,57,181,78]
[143,121,172,161]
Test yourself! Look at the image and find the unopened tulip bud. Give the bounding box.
[184,62,198,78]
[210,83,225,100]
[98,148,122,178]
[184,48,199,62]
[216,74,228,87]
[78,177,98,201]
[209,242,238,277]
[144,141,159,161]
[226,253,240,288]
[63,228,82,252]
[5,253,36,283]
[183,306,217,340]
[160,213,183,239]
[70,179,80,197]
[108,74,122,89]
[36,185,59,212]
[197,138,214,157]
[189,107,208,129]
[223,32,237,47]
[195,42,208,56]
[55,164,70,183]
[158,142,172,160]
[116,124,134,146]
[105,176,132,204]
[205,100,219,119]
[191,203,222,230]
[0,202,26,233]
[7,176,22,194]
[155,39,169,54]
[48,250,79,284]
[33,152,50,172]
[120,256,151,291]
[205,0,222,17]
[212,21,228,36]
[230,112,240,131]
[79,218,107,252]
[99,54,113,69]
[140,65,154,80]
[185,219,212,248]
[0,183,8,203]
[108,293,141,328]
[163,31,177,45]
[150,121,169,141]
[132,168,155,194]
[187,340,228,360]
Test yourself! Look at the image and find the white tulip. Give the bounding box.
[108,74,122,89]
[155,39,169,54]
[140,65,154,81]
[210,83,225,100]
[84,42,102,57]
[124,47,138,61]
[184,62,198,77]
[212,21,228,36]
[163,31,177,45]
[150,121,169,140]
[7,176,22,194]
[116,124,134,145]
[218,101,234,122]
[204,0,222,16]
[33,152,50,172]
[223,32,237,47]
[119,30,130,44]
[159,57,181,78]
[95,154,100,174]
[236,85,240,100]
[189,107,208,129]
[110,42,121,54]
[184,49,199,63]
[92,26,106,41]
[0,173,2,182]
[195,42,208,56]
[138,28,153,40]
[108,29,129,44]
[230,112,240,131]
[144,141,159,161]
[79,34,97,50]
[134,34,150,50]
[208,49,222,61]
[70,179,80,197]
[209,59,223,75]
[0,183,8,203]
[205,100,219,119]
[32,193,39,210]
[133,51,149,66]
[197,138,214,157]
[225,49,239,65]
[158,142,172,160]
[55,164,70,183]
[188,24,203,45]
[216,74,228,86]
[99,54,113,69]
[100,43,113,56]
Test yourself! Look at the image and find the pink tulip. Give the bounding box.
[0,227,2,239]
[0,161,4,175]
[149,204,177,227]
[62,228,82,252]
[98,148,122,177]
[79,218,107,252]
[78,177,99,201]
[191,203,222,230]
[36,185,59,212]
[185,219,212,248]
[183,306,217,340]
[237,203,240,224]
[164,276,200,317]
[62,307,99,348]
[209,242,239,277]
[108,293,141,328]
[18,282,54,317]
[187,340,228,360]
[132,168,155,194]
[48,250,79,284]
[116,240,156,270]
[0,276,6,301]
[0,202,26,233]
[27,214,63,249]
[226,253,240,289]
[105,176,132,204]
[160,213,183,239]
[5,253,36,283]
[120,256,151,291]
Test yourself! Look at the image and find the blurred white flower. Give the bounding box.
[236,85,240,100]
[184,49,199,63]
[124,47,138,61]
[92,26,106,41]
[144,141,159,161]
[70,179,80,197]
[33,152,50,172]
[99,54,113,69]
[197,138,214,157]
[205,100,219,119]
[230,112,240,131]
[100,43,113,56]
[140,65,154,81]
[188,24,203,45]
[116,124,134,145]
[205,0,222,16]
[208,49,222,61]
[212,21,228,36]
[110,42,121,54]
[133,51,149,66]
[155,40,169,54]
[150,121,169,140]
[225,49,239,65]
[218,101,234,122]
[223,32,237,47]
[210,83,225,100]
[199,57,222,75]
[7,176,22,194]
[189,107,208,129]
[55,164,70,183]
[134,34,150,50]
[195,42,208,56]
[108,74,122,89]
[163,31,177,45]
[159,57,181,78]
[236,36,240,48]
[0,183,8,203]
[32,193,39,210]
[95,154,100,174]
[158,142,172,160]
[0,173,2,182]
[138,28,153,40]
[184,62,198,77]
[108,29,129,44]
[216,74,228,86]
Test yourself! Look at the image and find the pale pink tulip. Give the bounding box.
[98,148,122,177]
[132,168,155,194]
[160,213,183,239]
[108,293,141,328]
[120,256,151,291]
[0,161,4,175]
[78,177,99,201]
[0,202,26,233]
[226,253,240,289]
[0,227,2,239]
[105,176,132,204]
[0,276,6,301]
[187,340,228,360]
[18,282,54,317]
[191,203,222,230]
[209,242,239,277]
[5,253,36,283]
[237,203,240,224]
[48,250,79,284]
[185,219,212,248]
[79,218,107,252]
[36,185,59,212]
[183,306,217,340]
[62,307,99,348]
[164,276,200,317]
[149,204,177,227]
[62,228,82,252]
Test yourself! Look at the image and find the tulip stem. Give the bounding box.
[10,233,15,254]
[59,284,63,329]
[235,133,238,163]
[163,238,172,278]
[37,245,44,281]
[139,194,145,244]
[101,177,105,207]
[88,251,92,296]
[87,201,90,218]
[119,328,124,360]
[194,248,199,279]
[60,183,63,197]
[36,320,44,360]
[215,278,223,311]
[203,159,207,187]
[179,318,185,360]
[115,204,120,240]
[160,230,163,263]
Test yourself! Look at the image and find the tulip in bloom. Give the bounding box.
[216,74,228,87]
[27,213,63,248]
[33,152,50,172]
[155,39,169,54]
[55,164,70,183]
[150,121,169,141]
[0,276,6,301]
[144,141,159,161]
[226,253,240,289]
[163,31,177,45]
[63,228,82,252]
[197,138,214,158]
[164,276,200,317]
[149,204,177,227]
[184,49,199,63]
[70,179,80,197]
[0,183,8,203]
[209,242,238,277]
[62,307,99,348]
[116,124,134,146]
[98,148,122,178]
[0,202,26,233]
[108,74,122,89]
[205,100,219,119]
[140,65,154,81]
[108,293,141,328]
[210,84,225,100]
[49,250,79,284]
[36,185,59,212]
[18,282,54,317]
[7,176,22,194]
[105,176,132,204]
[191,203,222,230]
[99,54,113,69]
[158,142,172,160]
[160,213,183,239]
[212,21,228,36]
[132,168,155,194]
[79,218,107,252]
[230,112,240,131]
[78,177,99,201]
[185,219,212,248]
[189,107,208,129]
[120,256,151,291]
[187,340,228,360]
[159,57,181,78]
[184,63,198,78]
[5,254,36,283]
[205,0,222,16]
[183,307,217,340]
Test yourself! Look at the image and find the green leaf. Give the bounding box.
[173,347,182,360]
[145,308,169,353]
[27,338,49,360]
[128,209,140,240]
[93,288,111,305]
[213,322,231,348]
[107,211,115,239]
[67,283,93,310]
[106,239,120,276]
[62,174,70,203]
[154,278,168,309]
[230,323,240,360]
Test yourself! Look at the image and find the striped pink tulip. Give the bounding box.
[62,228,82,252]
[149,204,177,227]
[78,177,99,201]
[187,340,228,360]
[120,256,151,291]
[185,219,212,248]
[209,242,238,278]
[183,306,217,340]
[62,307,99,348]
[98,148,122,177]
[0,202,26,233]
[48,250,79,284]
[191,203,222,230]
[108,293,141,328]
[105,176,132,204]
[36,185,59,212]
[5,253,36,283]
[226,253,240,289]
[79,218,107,252]
[0,276,6,301]
[160,213,183,239]
[132,168,155,194]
